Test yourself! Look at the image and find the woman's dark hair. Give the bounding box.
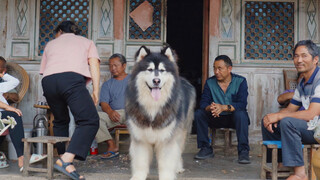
[214,55,232,67]
[54,21,81,35]
[109,53,127,64]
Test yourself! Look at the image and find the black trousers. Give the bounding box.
[195,108,250,154]
[42,72,99,160]
[0,111,24,157]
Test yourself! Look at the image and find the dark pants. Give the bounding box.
[42,72,99,161]
[261,117,318,167]
[195,108,250,154]
[0,111,24,157]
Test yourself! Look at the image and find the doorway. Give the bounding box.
[167,0,204,108]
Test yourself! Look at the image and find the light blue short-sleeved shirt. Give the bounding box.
[99,75,130,110]
[291,66,320,110]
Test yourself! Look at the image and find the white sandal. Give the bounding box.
[19,154,48,172]
[29,154,47,164]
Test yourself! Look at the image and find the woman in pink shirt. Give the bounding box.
[40,21,100,180]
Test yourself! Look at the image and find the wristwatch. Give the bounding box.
[227,105,231,111]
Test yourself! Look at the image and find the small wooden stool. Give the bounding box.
[22,136,71,179]
[114,125,129,148]
[260,141,318,180]
[211,128,235,155]
[307,144,320,180]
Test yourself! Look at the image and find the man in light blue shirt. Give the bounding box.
[95,54,130,159]
[262,40,320,180]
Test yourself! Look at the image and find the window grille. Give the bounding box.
[38,0,89,56]
[244,1,294,60]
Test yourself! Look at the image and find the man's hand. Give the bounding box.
[5,106,22,116]
[0,71,5,78]
[210,102,226,118]
[107,110,120,122]
[263,113,280,133]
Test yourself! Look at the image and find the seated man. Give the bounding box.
[194,55,251,164]
[262,40,320,180]
[95,54,130,159]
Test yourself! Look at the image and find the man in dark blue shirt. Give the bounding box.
[194,55,251,164]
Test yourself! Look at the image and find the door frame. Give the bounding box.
[202,0,210,90]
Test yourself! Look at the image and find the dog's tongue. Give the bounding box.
[151,88,161,101]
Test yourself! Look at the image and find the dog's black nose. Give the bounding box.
[153,78,161,85]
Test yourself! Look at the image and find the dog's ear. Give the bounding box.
[135,46,150,62]
[161,46,175,62]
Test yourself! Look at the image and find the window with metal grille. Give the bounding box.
[244,1,294,60]
[38,0,89,56]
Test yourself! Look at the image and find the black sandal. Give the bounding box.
[54,158,85,180]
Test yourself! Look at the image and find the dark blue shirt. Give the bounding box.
[199,73,248,115]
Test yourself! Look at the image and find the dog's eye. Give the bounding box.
[159,69,165,72]
[147,68,153,72]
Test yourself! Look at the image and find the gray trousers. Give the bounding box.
[95,110,126,143]
[261,117,318,167]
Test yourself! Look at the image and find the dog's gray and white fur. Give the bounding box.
[126,46,196,180]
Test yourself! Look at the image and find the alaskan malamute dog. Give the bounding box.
[126,46,196,180]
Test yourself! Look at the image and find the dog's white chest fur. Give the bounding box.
[128,119,176,144]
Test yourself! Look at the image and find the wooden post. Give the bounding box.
[47,143,53,179]
[260,145,267,180]
[202,0,210,90]
[271,147,278,180]
[22,140,30,176]
[115,129,120,148]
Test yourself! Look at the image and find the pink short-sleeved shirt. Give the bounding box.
[40,33,100,80]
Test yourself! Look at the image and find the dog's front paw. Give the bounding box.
[176,167,185,174]
[130,175,146,180]
[130,177,142,180]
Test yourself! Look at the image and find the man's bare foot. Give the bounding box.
[101,139,119,158]
[286,174,307,180]
[18,156,23,168]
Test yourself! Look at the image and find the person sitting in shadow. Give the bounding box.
[0,56,47,171]
[278,72,304,110]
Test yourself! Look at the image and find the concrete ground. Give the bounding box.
[0,135,263,180]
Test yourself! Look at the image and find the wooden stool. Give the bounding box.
[108,124,130,148]
[22,136,71,179]
[307,144,320,180]
[260,141,318,180]
[211,128,235,155]
[114,125,129,148]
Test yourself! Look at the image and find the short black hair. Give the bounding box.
[109,53,127,64]
[293,40,319,58]
[54,21,81,35]
[214,55,232,67]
